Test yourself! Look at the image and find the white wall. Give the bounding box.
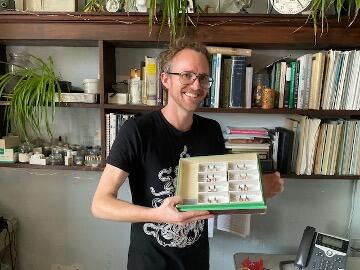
[1,39,359,270]
[0,168,358,270]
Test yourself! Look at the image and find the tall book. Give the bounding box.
[211,53,222,108]
[245,66,253,108]
[333,51,350,110]
[229,56,246,108]
[275,127,294,174]
[289,61,297,109]
[302,54,313,109]
[308,52,326,110]
[145,56,157,106]
[220,58,232,108]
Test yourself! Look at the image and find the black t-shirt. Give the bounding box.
[107,110,225,270]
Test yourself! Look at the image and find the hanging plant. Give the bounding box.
[309,0,360,40]
[0,55,61,142]
[148,0,188,41]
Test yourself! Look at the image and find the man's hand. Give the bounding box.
[153,196,213,226]
[263,171,284,199]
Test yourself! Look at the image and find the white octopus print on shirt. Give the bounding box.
[143,145,205,248]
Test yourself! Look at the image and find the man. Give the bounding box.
[91,38,284,270]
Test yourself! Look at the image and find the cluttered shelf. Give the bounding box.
[104,104,360,117]
[0,163,358,178]
[0,163,103,171]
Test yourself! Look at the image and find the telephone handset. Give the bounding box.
[295,226,349,270]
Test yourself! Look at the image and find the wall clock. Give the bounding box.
[269,0,312,14]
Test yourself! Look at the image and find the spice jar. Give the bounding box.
[262,88,275,109]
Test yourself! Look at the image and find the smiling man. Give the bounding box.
[91,38,284,270]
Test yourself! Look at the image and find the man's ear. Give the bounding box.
[161,72,170,89]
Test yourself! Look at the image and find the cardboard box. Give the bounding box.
[0,148,18,163]
[25,0,77,12]
[0,135,20,149]
[176,153,266,214]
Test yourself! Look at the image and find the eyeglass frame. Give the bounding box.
[167,71,213,89]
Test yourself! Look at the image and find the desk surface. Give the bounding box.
[233,253,360,270]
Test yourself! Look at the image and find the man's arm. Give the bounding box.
[91,164,213,225]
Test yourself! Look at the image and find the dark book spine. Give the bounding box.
[276,127,294,174]
[283,64,291,108]
[293,59,300,108]
[229,56,246,108]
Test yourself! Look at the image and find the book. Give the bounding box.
[206,46,252,56]
[225,127,268,135]
[308,52,326,110]
[145,56,157,106]
[245,66,253,108]
[289,61,297,109]
[302,54,313,109]
[229,56,246,108]
[275,127,294,174]
[225,142,270,150]
[220,58,232,108]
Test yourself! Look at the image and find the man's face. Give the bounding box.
[161,49,210,112]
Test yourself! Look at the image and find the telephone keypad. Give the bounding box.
[309,248,346,270]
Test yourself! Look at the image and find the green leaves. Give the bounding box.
[148,0,188,41]
[0,54,61,142]
[310,0,360,42]
[83,0,105,12]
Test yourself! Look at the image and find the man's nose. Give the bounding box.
[190,76,202,88]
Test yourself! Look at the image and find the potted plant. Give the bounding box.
[0,55,61,142]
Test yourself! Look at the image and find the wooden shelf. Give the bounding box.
[0,163,103,171]
[1,12,359,175]
[0,101,101,108]
[0,163,358,179]
[283,174,360,180]
[1,12,360,49]
[104,104,360,117]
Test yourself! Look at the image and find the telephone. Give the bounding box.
[294,226,349,270]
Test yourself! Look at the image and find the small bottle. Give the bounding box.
[64,150,73,166]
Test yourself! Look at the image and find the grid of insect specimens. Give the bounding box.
[197,160,263,204]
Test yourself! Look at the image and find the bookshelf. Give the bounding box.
[0,12,359,177]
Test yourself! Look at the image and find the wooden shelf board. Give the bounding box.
[0,163,358,179]
[103,105,360,117]
[0,101,102,108]
[0,163,103,171]
[1,12,359,49]
[283,174,360,180]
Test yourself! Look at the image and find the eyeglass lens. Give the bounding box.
[180,72,212,88]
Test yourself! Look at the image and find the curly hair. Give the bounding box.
[158,37,210,73]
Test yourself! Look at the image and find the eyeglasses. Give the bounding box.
[167,71,213,89]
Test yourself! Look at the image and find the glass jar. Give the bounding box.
[74,155,84,166]
[49,153,63,165]
[18,143,32,163]
[252,71,269,108]
[8,53,33,75]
